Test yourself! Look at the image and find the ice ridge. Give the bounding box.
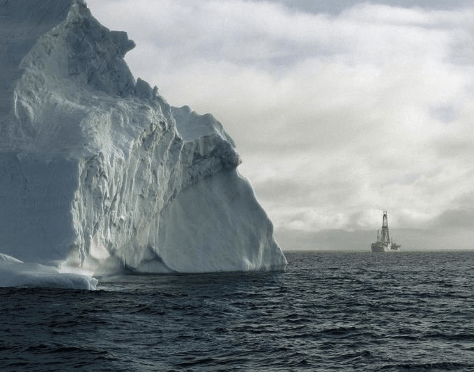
[0,0,287,284]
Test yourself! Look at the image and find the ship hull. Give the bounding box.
[371,242,400,252]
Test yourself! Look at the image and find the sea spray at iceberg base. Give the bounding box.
[0,0,286,289]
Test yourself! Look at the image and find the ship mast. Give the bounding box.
[381,210,390,244]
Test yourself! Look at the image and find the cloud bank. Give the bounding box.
[87,0,474,249]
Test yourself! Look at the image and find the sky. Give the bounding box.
[86,0,474,251]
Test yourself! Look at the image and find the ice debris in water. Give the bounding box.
[0,254,98,290]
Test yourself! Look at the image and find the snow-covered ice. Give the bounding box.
[0,253,97,289]
[0,0,287,288]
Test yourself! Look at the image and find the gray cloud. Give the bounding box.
[87,0,474,248]
[267,0,474,15]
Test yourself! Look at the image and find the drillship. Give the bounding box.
[371,211,401,252]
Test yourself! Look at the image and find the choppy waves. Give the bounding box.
[1,251,474,371]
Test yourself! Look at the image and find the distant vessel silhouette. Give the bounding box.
[371,211,401,252]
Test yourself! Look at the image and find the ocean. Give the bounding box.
[1,251,474,371]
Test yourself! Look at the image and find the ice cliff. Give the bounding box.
[0,0,286,287]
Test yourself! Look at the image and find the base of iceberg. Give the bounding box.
[0,254,97,290]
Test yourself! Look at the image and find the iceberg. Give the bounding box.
[0,253,97,290]
[0,0,286,287]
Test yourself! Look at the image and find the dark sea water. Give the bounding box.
[1,251,474,371]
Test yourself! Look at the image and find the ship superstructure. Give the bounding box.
[371,211,401,252]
